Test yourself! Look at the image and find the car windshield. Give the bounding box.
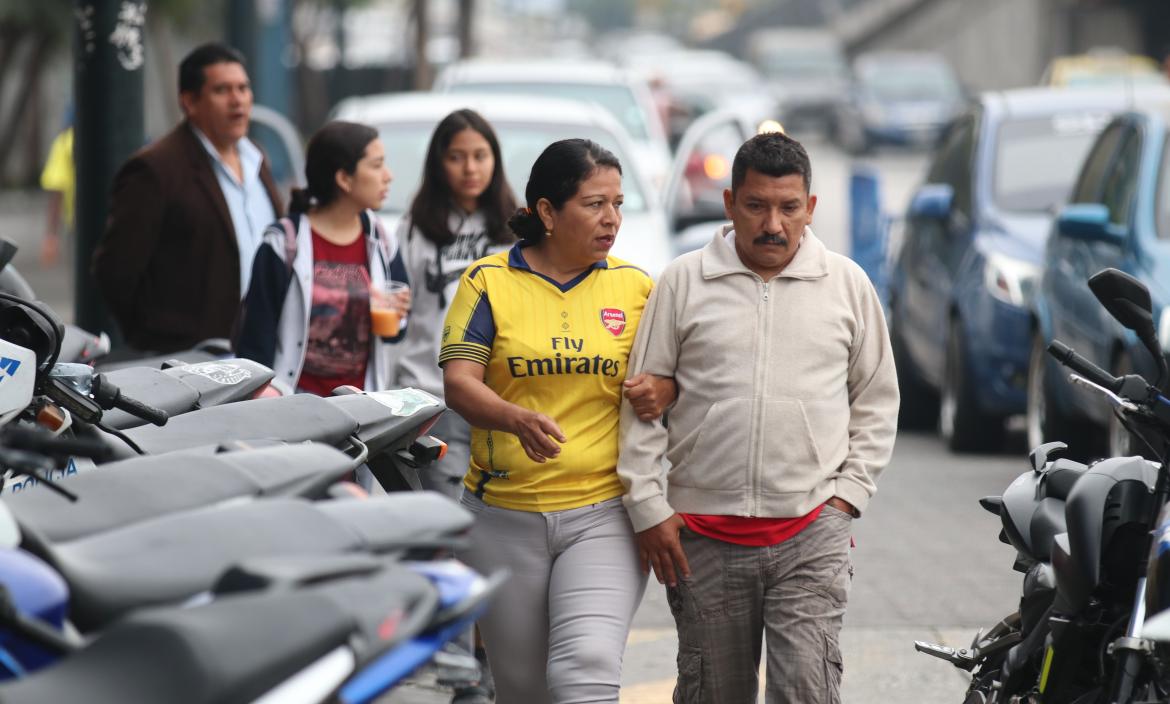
[376,122,647,215]
[446,82,650,141]
[862,64,960,101]
[993,113,1108,214]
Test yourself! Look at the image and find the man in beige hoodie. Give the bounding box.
[617,131,898,703]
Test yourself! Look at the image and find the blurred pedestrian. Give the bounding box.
[618,131,899,703]
[441,138,675,703]
[39,107,74,269]
[235,120,408,396]
[93,42,283,353]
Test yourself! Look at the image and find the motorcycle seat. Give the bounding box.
[315,492,473,555]
[0,590,354,704]
[37,495,469,632]
[123,394,360,456]
[1041,459,1088,502]
[9,444,356,544]
[45,499,364,631]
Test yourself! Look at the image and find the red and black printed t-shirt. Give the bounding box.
[296,230,371,396]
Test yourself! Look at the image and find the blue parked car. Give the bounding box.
[1028,100,1170,459]
[889,88,1121,452]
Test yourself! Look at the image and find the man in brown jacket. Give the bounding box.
[94,43,283,353]
[618,132,899,703]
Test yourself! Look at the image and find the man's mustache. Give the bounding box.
[753,232,789,246]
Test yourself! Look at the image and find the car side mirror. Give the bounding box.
[1088,267,1166,385]
[1056,204,1125,244]
[907,184,953,220]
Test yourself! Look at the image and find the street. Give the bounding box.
[2,137,1029,703]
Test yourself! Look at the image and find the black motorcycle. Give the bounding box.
[916,268,1170,703]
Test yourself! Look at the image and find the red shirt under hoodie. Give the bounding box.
[296,229,371,396]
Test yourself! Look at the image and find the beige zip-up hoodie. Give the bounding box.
[617,226,899,533]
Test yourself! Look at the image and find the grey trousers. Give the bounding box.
[667,505,854,704]
[458,493,647,704]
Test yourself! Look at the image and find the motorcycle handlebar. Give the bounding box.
[112,392,169,427]
[1047,341,1121,393]
[91,375,169,427]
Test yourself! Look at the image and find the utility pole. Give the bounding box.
[458,0,475,59]
[228,0,294,179]
[413,0,431,90]
[74,0,146,341]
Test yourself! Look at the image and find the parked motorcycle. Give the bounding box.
[916,268,1170,703]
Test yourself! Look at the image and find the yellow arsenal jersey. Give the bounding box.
[439,243,653,512]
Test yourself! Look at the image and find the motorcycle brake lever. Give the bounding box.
[1069,374,1140,413]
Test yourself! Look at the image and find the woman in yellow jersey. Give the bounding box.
[441,139,674,703]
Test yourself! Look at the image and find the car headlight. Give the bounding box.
[983,252,1040,307]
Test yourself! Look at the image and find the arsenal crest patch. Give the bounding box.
[600,308,626,336]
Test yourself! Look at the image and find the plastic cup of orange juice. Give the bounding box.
[370,280,409,338]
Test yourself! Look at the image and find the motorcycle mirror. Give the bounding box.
[1088,268,1167,386]
[1088,268,1155,333]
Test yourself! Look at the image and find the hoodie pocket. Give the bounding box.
[759,398,821,493]
[677,398,752,489]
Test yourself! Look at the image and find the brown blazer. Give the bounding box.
[93,122,284,353]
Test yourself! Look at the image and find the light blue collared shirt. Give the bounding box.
[192,126,276,297]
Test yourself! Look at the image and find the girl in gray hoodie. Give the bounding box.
[393,109,519,501]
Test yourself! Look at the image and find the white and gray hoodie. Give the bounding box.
[392,209,512,399]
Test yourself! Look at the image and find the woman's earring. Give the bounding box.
[545,230,552,238]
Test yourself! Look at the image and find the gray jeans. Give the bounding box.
[667,505,854,704]
[458,493,647,704]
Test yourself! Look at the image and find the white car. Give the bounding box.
[330,92,676,277]
[431,59,674,191]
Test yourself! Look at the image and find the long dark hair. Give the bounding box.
[289,120,379,215]
[507,139,622,246]
[409,109,516,247]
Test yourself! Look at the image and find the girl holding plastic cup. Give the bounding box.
[236,120,410,395]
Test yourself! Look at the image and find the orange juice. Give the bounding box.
[371,307,401,337]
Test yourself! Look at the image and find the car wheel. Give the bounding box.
[940,319,1005,452]
[891,310,939,430]
[1025,330,1098,460]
